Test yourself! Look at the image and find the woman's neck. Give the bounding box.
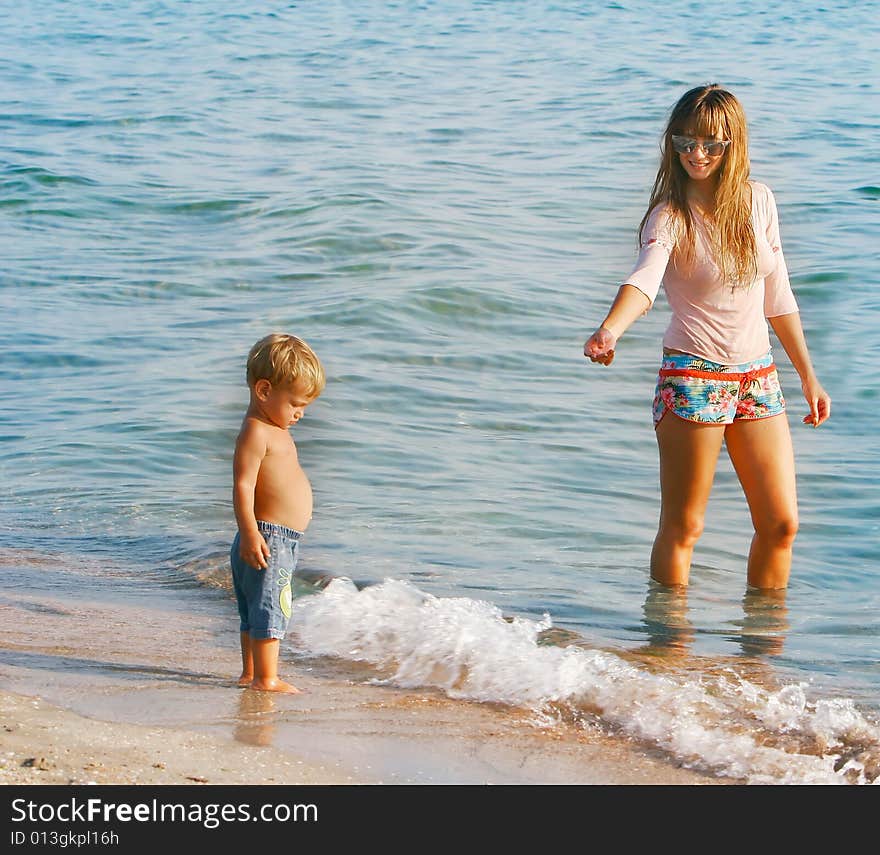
[686,180,718,211]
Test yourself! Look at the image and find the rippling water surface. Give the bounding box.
[1,1,879,781]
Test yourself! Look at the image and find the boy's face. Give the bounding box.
[253,379,314,429]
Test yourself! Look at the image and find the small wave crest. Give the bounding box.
[292,578,880,785]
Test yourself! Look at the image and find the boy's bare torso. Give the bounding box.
[247,417,313,532]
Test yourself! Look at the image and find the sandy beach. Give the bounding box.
[0,685,723,787]
[0,549,725,787]
[0,691,356,786]
[1,685,729,787]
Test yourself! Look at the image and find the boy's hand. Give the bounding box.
[240,531,271,570]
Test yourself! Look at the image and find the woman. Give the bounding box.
[584,85,830,590]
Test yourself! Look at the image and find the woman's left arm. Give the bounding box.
[768,312,831,427]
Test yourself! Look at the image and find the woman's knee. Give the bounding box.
[756,515,799,546]
[660,513,705,547]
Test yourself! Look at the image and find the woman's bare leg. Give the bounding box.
[724,414,798,589]
[650,414,726,586]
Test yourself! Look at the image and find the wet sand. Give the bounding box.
[0,684,724,786]
[0,549,727,786]
[0,691,356,785]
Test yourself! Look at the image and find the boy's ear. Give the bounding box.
[253,379,272,400]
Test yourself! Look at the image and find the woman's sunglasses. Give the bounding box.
[671,136,731,157]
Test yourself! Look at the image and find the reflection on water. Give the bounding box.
[640,582,694,657]
[733,589,790,658]
[233,690,277,747]
[640,582,789,659]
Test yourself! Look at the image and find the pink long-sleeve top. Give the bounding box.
[624,181,799,365]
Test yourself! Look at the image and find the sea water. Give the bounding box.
[1,0,879,783]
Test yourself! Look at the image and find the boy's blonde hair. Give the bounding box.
[246,334,326,399]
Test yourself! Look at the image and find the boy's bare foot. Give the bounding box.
[248,677,304,694]
[237,674,254,688]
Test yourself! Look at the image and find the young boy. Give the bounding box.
[231,333,325,693]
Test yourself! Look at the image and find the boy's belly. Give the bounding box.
[254,464,313,532]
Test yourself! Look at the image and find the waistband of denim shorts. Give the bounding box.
[256,520,304,540]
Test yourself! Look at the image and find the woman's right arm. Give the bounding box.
[583,284,652,365]
[584,205,673,366]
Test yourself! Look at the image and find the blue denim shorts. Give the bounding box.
[231,521,302,640]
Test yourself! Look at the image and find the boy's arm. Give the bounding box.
[768,311,831,427]
[233,421,271,569]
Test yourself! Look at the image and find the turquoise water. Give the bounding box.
[1,1,879,780]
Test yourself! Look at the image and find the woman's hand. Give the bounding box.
[584,326,617,366]
[801,376,831,427]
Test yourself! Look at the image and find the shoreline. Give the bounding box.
[0,548,726,786]
[0,683,724,787]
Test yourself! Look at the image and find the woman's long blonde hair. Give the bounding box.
[640,84,757,287]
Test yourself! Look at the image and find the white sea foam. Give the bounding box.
[291,578,880,784]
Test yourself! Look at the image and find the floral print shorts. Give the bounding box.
[652,350,786,427]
